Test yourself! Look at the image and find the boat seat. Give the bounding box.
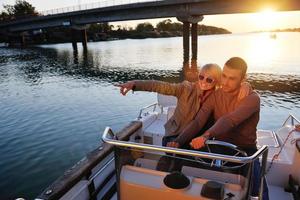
[157,93,177,109]
[143,114,167,145]
[142,94,177,145]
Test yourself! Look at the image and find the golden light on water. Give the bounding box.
[252,8,281,30]
[247,33,278,58]
[244,33,282,72]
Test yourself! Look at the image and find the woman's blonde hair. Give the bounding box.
[200,63,222,88]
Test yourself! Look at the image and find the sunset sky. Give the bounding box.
[1,0,300,33]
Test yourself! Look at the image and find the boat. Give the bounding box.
[270,33,277,39]
[35,93,300,200]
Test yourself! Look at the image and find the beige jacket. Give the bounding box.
[134,80,203,136]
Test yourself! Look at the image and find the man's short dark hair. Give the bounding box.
[225,57,247,78]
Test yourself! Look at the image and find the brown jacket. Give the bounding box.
[175,89,260,148]
[134,80,203,136]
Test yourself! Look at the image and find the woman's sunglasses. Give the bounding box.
[198,74,215,84]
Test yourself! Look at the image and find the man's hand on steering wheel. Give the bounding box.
[190,136,248,168]
[190,132,210,149]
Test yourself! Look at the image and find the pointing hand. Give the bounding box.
[115,81,135,96]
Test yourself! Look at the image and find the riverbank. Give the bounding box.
[0,20,231,45]
[12,24,231,45]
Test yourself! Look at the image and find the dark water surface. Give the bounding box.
[0,32,300,199]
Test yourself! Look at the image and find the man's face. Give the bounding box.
[221,65,244,93]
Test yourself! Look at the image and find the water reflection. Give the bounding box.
[246,33,279,63]
[21,61,43,84]
[0,65,8,85]
[1,46,299,95]
[31,47,182,83]
[248,73,300,93]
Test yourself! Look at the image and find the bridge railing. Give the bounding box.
[41,0,159,16]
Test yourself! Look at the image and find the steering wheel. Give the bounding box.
[195,140,247,169]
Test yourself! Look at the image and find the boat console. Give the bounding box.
[102,127,269,200]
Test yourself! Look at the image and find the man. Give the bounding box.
[173,57,268,199]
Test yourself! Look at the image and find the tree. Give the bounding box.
[135,22,154,32]
[0,12,10,21]
[156,19,183,32]
[1,0,38,21]
[170,22,182,32]
[198,24,231,35]
[88,22,112,33]
[156,19,173,32]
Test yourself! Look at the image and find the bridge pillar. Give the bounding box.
[71,29,78,52]
[71,25,89,50]
[20,35,26,47]
[72,41,78,51]
[7,36,12,47]
[191,23,198,65]
[183,22,190,67]
[81,29,87,50]
[177,15,204,82]
[19,32,28,47]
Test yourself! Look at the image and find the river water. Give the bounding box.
[0,32,299,199]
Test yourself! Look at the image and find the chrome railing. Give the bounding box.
[102,127,268,164]
[282,114,300,127]
[137,103,159,119]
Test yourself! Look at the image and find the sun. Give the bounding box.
[252,8,280,31]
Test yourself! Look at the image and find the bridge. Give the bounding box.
[2,0,300,32]
[1,0,300,80]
